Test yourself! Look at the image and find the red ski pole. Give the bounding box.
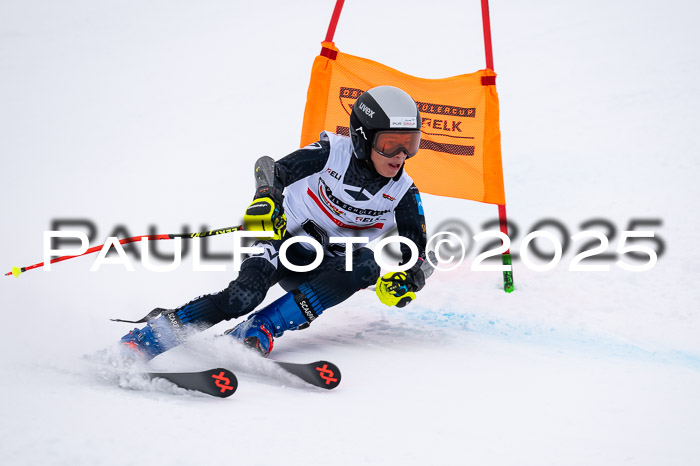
[5,225,244,277]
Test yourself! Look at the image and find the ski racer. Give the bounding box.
[119,85,435,359]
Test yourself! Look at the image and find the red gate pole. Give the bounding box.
[481,0,514,292]
[324,0,345,42]
[481,0,495,70]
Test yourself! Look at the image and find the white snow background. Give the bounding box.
[1,0,699,465]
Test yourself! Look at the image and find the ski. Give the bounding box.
[145,368,238,398]
[271,360,341,390]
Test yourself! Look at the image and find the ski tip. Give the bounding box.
[273,359,342,390]
[148,367,238,398]
[11,267,22,278]
[205,368,239,398]
[311,360,342,390]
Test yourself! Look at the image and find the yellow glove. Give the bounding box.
[376,271,417,308]
[244,196,287,240]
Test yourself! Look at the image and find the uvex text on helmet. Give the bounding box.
[350,86,421,160]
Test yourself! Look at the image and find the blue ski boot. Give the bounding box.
[118,297,226,361]
[120,313,182,361]
[226,287,322,357]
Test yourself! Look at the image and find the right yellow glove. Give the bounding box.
[244,196,287,240]
[376,271,417,308]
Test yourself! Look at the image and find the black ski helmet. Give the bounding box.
[350,86,421,161]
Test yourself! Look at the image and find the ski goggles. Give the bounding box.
[372,130,422,158]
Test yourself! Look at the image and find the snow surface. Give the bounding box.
[1,1,700,465]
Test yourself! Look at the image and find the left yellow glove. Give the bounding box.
[244,196,287,240]
[376,271,417,308]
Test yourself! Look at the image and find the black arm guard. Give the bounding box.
[253,156,283,204]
